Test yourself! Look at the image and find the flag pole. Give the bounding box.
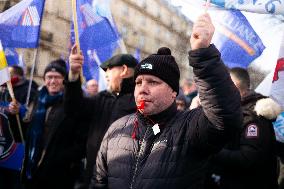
[71,0,84,83]
[25,48,38,107]
[0,41,25,144]
[6,80,25,144]
[72,0,81,53]
[118,39,128,53]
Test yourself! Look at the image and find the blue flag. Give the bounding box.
[0,112,24,171]
[4,48,19,66]
[4,48,26,71]
[212,10,265,68]
[208,0,284,15]
[92,0,113,22]
[0,0,45,48]
[71,0,120,81]
[274,112,284,143]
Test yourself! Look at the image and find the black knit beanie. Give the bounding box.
[44,59,67,77]
[134,47,180,94]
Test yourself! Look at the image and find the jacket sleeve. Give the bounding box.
[188,44,242,150]
[64,78,99,119]
[89,127,110,189]
[212,120,274,171]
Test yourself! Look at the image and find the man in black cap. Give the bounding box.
[100,54,137,94]
[22,59,86,189]
[66,51,138,187]
[89,13,242,189]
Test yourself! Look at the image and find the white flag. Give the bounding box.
[270,34,284,142]
[209,0,284,15]
[270,34,284,110]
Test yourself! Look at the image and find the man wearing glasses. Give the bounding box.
[22,59,86,189]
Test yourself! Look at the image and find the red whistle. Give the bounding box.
[11,76,20,86]
[137,100,145,111]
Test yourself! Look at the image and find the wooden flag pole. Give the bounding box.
[118,39,128,53]
[6,80,25,144]
[0,40,25,144]
[72,0,81,53]
[71,0,84,82]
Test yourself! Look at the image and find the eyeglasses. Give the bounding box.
[176,101,186,107]
[45,75,64,81]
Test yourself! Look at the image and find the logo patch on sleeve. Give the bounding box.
[246,124,258,138]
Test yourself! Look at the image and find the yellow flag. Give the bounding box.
[0,41,10,85]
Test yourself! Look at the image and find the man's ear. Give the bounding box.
[172,91,177,99]
[120,65,128,77]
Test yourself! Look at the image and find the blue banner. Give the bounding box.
[0,0,45,48]
[209,0,284,15]
[92,0,113,22]
[274,112,284,143]
[71,0,120,81]
[4,48,19,66]
[212,10,265,68]
[0,113,24,171]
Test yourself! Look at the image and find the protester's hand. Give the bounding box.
[8,101,20,115]
[190,13,215,50]
[69,45,84,75]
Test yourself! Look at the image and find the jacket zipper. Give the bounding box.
[129,126,150,189]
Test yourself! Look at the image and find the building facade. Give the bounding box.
[1,0,193,83]
[110,0,193,79]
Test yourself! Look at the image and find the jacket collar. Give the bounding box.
[120,77,135,95]
[241,90,281,120]
[101,77,135,97]
[138,102,177,127]
[241,90,264,110]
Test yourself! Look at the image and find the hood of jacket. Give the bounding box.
[242,91,282,120]
[254,97,282,120]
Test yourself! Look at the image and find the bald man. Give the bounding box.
[85,79,99,97]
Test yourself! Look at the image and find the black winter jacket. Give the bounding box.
[64,77,137,184]
[90,45,243,189]
[0,79,38,142]
[13,80,38,106]
[212,91,279,189]
[22,89,87,189]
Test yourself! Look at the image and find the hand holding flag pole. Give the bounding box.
[191,0,214,51]
[6,81,25,144]
[0,41,24,144]
[71,0,84,83]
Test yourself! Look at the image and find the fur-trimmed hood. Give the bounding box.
[254,98,282,120]
[242,91,282,120]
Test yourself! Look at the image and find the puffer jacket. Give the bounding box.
[212,91,282,189]
[65,77,137,185]
[90,45,243,189]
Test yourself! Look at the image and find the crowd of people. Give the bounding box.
[0,12,283,189]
